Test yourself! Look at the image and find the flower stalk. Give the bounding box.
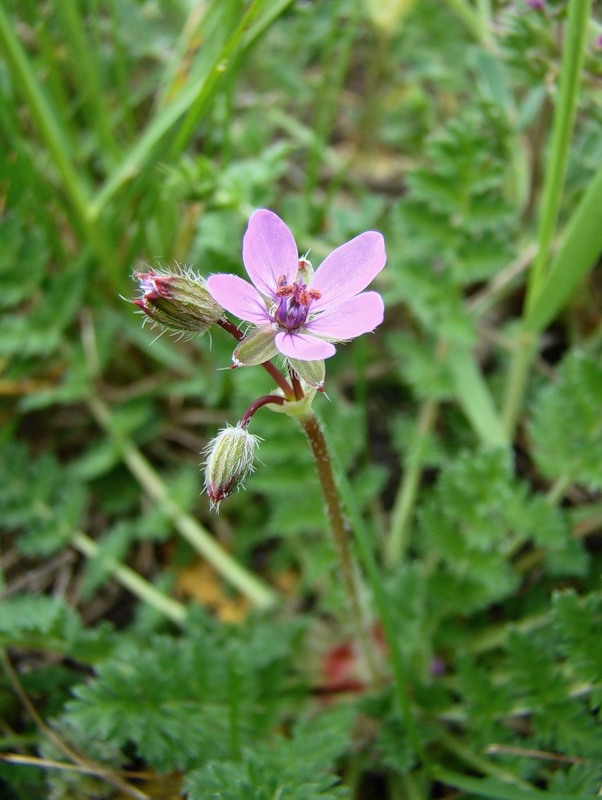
[299,411,381,685]
[128,209,388,641]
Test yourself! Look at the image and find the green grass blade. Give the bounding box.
[447,345,508,447]
[0,5,118,279]
[55,0,119,163]
[0,5,91,232]
[502,0,592,435]
[241,0,296,49]
[303,0,360,212]
[90,0,292,218]
[72,532,187,625]
[525,158,602,333]
[386,398,438,567]
[168,0,266,155]
[525,0,592,310]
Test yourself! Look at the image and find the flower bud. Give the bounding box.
[133,267,223,334]
[202,424,261,509]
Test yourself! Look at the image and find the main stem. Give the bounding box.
[299,412,380,685]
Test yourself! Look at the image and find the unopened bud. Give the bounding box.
[133,267,223,334]
[202,424,261,509]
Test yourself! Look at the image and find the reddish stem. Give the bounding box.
[217,317,245,342]
[289,367,304,401]
[299,412,380,684]
[217,317,294,399]
[240,394,286,429]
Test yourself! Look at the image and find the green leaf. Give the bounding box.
[433,767,597,800]
[417,437,588,624]
[0,594,114,661]
[65,615,301,772]
[529,350,602,490]
[553,590,602,716]
[185,706,352,800]
[0,215,48,308]
[0,442,87,556]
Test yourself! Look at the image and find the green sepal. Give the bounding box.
[233,325,278,366]
[267,387,317,419]
[288,357,325,390]
[147,294,219,333]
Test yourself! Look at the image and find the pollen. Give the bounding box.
[276,275,295,297]
[275,277,321,306]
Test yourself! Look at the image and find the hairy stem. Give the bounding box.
[239,394,286,428]
[299,412,380,685]
[321,424,427,766]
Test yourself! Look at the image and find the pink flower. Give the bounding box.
[206,210,386,367]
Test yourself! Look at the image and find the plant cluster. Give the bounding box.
[1,0,602,798]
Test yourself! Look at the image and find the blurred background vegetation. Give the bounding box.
[2,0,602,798]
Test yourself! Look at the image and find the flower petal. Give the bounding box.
[242,209,299,298]
[207,274,269,325]
[306,291,384,340]
[275,331,336,361]
[310,231,386,312]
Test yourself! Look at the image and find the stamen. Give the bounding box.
[272,278,322,332]
[276,274,295,297]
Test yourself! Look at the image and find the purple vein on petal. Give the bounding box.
[306,292,384,339]
[310,231,386,312]
[242,210,299,298]
[207,274,269,325]
[275,331,337,360]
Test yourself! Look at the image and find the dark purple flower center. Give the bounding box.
[272,274,321,332]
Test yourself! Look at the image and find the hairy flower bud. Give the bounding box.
[133,267,223,334]
[202,424,261,509]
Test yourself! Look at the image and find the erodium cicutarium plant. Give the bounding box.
[133,208,386,508]
[132,208,386,678]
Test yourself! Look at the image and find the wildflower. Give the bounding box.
[202,424,261,509]
[206,210,386,380]
[133,267,223,334]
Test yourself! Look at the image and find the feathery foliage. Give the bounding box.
[2,0,602,797]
